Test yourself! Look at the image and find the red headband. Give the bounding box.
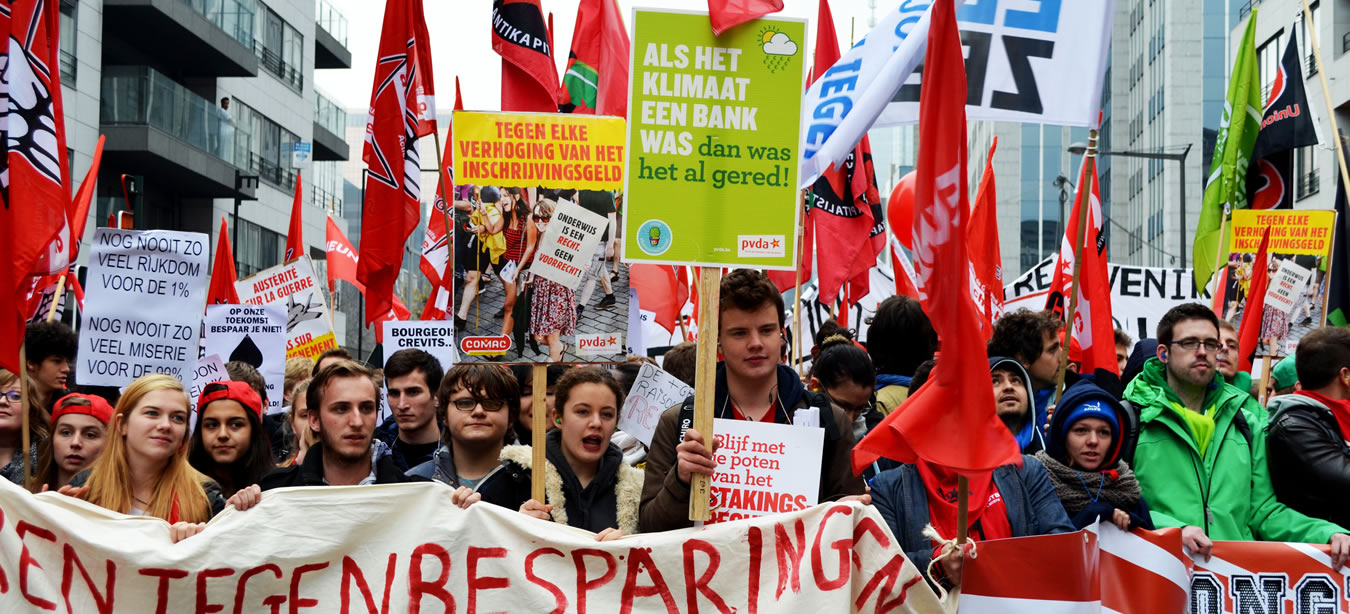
[51,393,114,426]
[197,380,263,419]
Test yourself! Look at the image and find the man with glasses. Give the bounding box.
[407,364,531,511]
[1124,303,1350,568]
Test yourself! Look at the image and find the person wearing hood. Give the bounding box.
[1036,380,1151,530]
[989,357,1045,454]
[641,270,866,532]
[512,367,641,540]
[988,309,1069,444]
[1266,327,1350,529]
[1124,304,1349,567]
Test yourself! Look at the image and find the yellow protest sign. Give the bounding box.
[453,111,626,190]
[1228,209,1336,255]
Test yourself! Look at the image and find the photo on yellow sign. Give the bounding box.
[454,110,626,191]
[1217,209,1337,358]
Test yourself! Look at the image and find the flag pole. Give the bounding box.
[532,364,547,502]
[689,266,722,522]
[1258,342,1274,406]
[793,188,806,376]
[1302,0,1350,194]
[432,128,456,321]
[1210,207,1231,315]
[956,475,969,544]
[1053,129,1098,404]
[18,346,31,485]
[45,275,67,322]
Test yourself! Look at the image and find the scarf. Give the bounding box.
[1299,391,1350,447]
[1034,451,1142,515]
[915,461,1011,543]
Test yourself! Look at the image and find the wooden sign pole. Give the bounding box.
[18,346,31,486]
[689,267,722,522]
[531,364,548,503]
[792,188,807,376]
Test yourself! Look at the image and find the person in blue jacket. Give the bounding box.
[1035,379,1153,531]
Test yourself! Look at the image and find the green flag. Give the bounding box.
[1194,12,1263,293]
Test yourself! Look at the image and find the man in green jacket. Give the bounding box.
[1124,303,1349,568]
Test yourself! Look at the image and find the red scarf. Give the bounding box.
[916,461,1013,546]
[1299,391,1350,447]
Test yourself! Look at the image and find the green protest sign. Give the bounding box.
[623,9,805,269]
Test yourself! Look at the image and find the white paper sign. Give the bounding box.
[529,199,606,290]
[77,228,210,386]
[709,417,824,524]
[234,257,338,360]
[617,362,693,446]
[203,304,287,413]
[382,320,460,373]
[188,353,229,410]
[1264,260,1312,316]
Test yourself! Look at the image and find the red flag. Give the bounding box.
[1045,152,1119,375]
[1237,227,1272,373]
[853,0,1021,475]
[494,0,558,112]
[559,0,630,117]
[360,0,436,327]
[206,218,240,306]
[327,216,410,341]
[1,0,72,371]
[419,79,464,321]
[284,172,304,262]
[65,135,104,264]
[707,0,783,35]
[968,138,1003,338]
[630,264,689,335]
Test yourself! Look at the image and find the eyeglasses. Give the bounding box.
[532,214,551,221]
[1170,338,1221,352]
[450,398,507,412]
[0,390,20,403]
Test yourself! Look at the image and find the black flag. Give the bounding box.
[1247,35,1319,210]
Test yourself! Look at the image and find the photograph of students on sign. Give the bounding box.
[1215,209,1337,358]
[449,185,629,364]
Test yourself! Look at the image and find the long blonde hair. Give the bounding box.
[85,374,212,522]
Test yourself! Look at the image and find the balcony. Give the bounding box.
[103,0,258,77]
[314,0,351,69]
[1298,170,1320,199]
[99,66,253,198]
[255,41,303,91]
[312,92,349,161]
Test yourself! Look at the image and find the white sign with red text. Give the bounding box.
[710,418,823,525]
[617,362,693,446]
[530,198,606,290]
[234,257,337,360]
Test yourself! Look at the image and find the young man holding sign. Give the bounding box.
[639,270,865,531]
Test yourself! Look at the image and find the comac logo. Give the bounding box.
[460,336,510,356]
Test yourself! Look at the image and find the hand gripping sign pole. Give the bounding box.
[1053,129,1099,405]
[690,267,722,522]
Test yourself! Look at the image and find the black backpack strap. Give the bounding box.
[1232,408,1254,449]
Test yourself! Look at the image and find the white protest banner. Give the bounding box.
[710,417,824,524]
[800,0,1112,185]
[0,479,941,613]
[530,198,606,290]
[188,353,228,409]
[77,228,209,386]
[235,257,337,361]
[618,362,693,446]
[382,320,459,371]
[1264,260,1313,316]
[204,304,287,412]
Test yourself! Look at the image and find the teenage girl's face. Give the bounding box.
[1066,417,1114,471]
[122,389,189,465]
[290,395,309,444]
[0,380,20,433]
[201,400,253,465]
[534,206,551,233]
[53,414,107,476]
[556,383,618,469]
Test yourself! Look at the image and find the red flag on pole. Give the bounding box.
[65,135,104,264]
[327,216,410,341]
[559,0,630,118]
[1046,151,1119,375]
[494,0,558,112]
[707,0,783,35]
[968,138,1003,338]
[359,0,436,327]
[284,172,304,262]
[853,0,1021,475]
[206,218,240,306]
[630,264,689,335]
[420,79,464,321]
[1237,227,1272,373]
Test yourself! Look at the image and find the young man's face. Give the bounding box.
[446,385,510,450]
[1159,319,1219,389]
[386,369,437,436]
[1023,329,1063,389]
[27,355,70,396]
[992,367,1029,421]
[719,303,783,382]
[1215,327,1240,380]
[1115,344,1130,374]
[311,375,379,464]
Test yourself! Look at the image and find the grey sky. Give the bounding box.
[313,0,879,113]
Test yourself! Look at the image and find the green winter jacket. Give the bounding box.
[1124,358,1345,542]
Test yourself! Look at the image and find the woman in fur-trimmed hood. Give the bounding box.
[505,367,643,537]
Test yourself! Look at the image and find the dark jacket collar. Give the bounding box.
[300,442,409,485]
[713,363,807,420]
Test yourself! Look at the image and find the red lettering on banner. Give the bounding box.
[0,507,8,593]
[812,505,853,591]
[195,568,234,614]
[682,539,731,614]
[618,548,678,614]
[572,548,617,614]
[747,526,763,614]
[232,563,283,614]
[17,521,57,610]
[60,543,114,613]
[854,555,922,614]
[851,516,892,570]
[524,548,567,614]
[467,546,509,614]
[139,567,189,614]
[774,519,807,599]
[339,554,396,614]
[288,561,329,613]
[408,543,454,614]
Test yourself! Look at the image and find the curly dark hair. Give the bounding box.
[719,269,784,328]
[554,366,624,416]
[866,296,936,377]
[25,320,76,365]
[987,309,1064,366]
[1155,303,1218,346]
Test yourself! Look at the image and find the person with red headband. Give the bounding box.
[27,392,113,492]
[188,380,274,500]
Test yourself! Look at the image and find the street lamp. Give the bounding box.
[1067,143,1192,267]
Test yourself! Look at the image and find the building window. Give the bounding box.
[1300,2,1319,75]
[1296,146,1320,199]
[1257,32,1284,102]
[237,218,284,278]
[256,3,304,92]
[59,0,76,82]
[232,99,299,189]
